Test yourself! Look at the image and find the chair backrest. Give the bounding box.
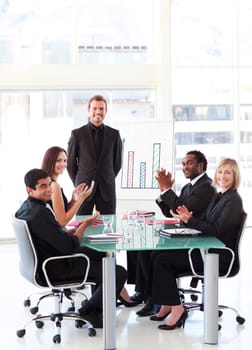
[12,216,41,288]
[179,211,248,282]
[229,211,247,277]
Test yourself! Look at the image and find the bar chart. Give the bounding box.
[124,143,161,189]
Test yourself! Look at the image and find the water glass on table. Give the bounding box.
[103,215,114,233]
[127,211,137,226]
[153,220,164,235]
[121,218,132,242]
[135,214,145,230]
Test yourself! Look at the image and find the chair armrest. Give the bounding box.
[188,247,235,279]
[42,253,90,289]
[188,248,205,278]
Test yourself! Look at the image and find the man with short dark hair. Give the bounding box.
[155,150,214,218]
[15,168,127,328]
[130,150,217,317]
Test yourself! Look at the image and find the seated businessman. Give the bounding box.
[130,150,217,317]
[15,168,127,328]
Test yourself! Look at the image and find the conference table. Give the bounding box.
[78,214,224,350]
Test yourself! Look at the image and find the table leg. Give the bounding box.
[103,253,116,350]
[204,253,219,344]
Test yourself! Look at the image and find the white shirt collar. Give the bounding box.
[190,172,206,186]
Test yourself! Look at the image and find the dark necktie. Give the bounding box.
[94,127,102,155]
[186,183,193,195]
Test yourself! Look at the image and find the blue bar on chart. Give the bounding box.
[139,162,146,188]
[152,143,160,188]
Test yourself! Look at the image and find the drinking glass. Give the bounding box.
[153,220,164,235]
[127,211,137,226]
[121,218,132,242]
[135,215,145,230]
[103,215,114,232]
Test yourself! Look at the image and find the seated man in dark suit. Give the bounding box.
[130,150,216,316]
[15,168,127,328]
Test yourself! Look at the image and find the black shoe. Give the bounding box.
[78,310,103,328]
[117,296,140,308]
[150,311,171,321]
[158,309,188,330]
[136,302,161,317]
[130,292,145,304]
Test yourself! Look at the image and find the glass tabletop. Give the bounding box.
[76,214,225,253]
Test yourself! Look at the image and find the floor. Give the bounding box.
[1,228,252,350]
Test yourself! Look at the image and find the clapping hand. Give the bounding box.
[84,210,100,227]
[170,205,193,223]
[155,168,175,192]
[72,181,95,202]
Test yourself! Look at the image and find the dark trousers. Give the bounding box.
[79,264,127,314]
[150,250,195,305]
[77,184,116,215]
[48,246,126,313]
[76,247,127,312]
[150,248,232,306]
[127,250,153,302]
[126,251,138,285]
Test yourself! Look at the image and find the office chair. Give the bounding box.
[23,273,95,315]
[12,216,96,344]
[178,211,247,329]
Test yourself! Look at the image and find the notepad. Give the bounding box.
[86,233,123,243]
[160,228,202,237]
[122,211,155,219]
[146,218,180,225]
[68,220,103,227]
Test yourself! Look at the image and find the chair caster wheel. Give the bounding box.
[236,316,245,324]
[30,306,39,314]
[24,299,30,307]
[17,329,26,338]
[218,324,222,331]
[191,294,198,302]
[88,328,96,337]
[75,320,86,328]
[68,306,75,312]
[53,334,61,343]
[35,320,44,329]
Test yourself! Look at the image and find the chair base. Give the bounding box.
[24,288,90,315]
[18,289,97,344]
[17,311,96,343]
[183,301,246,327]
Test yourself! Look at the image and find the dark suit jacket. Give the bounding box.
[15,197,105,283]
[67,124,122,202]
[188,188,244,250]
[150,188,244,305]
[156,173,216,218]
[15,197,126,311]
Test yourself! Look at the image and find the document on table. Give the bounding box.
[160,228,202,237]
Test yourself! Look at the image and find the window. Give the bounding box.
[0,0,154,64]
[0,89,156,238]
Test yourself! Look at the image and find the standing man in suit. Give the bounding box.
[130,150,217,317]
[67,95,122,215]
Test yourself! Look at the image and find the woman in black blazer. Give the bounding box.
[149,158,244,330]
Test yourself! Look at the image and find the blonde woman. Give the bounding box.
[149,158,244,330]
